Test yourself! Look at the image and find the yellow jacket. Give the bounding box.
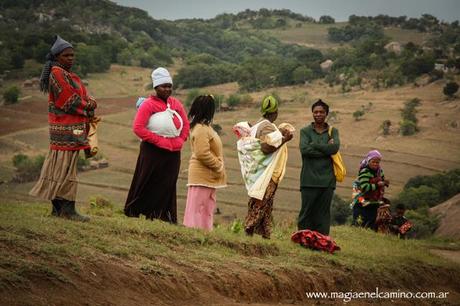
[187,124,227,188]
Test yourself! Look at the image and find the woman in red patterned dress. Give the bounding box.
[30,35,97,221]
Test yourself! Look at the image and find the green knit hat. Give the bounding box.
[261,95,278,115]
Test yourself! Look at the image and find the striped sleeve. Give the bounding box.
[358,168,377,192]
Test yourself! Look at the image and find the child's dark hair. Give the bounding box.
[396,204,406,210]
[189,95,215,128]
[311,99,329,115]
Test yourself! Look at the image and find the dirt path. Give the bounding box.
[430,249,460,265]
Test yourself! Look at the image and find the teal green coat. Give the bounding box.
[299,123,340,188]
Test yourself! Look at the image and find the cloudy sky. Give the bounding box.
[114,0,459,22]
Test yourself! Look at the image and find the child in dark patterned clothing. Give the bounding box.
[352,150,390,231]
[390,204,412,238]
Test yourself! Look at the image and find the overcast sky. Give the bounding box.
[114,0,460,22]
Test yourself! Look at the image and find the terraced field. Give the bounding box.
[1,66,459,226]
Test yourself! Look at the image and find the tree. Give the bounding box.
[319,15,335,24]
[443,82,459,98]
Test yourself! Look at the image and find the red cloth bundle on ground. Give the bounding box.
[291,230,341,254]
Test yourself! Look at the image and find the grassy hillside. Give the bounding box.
[1,65,459,224]
[259,23,430,50]
[1,201,459,305]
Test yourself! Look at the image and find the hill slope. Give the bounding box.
[430,193,460,239]
[1,201,460,305]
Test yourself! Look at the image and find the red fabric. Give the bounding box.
[291,230,340,254]
[365,176,384,201]
[133,95,190,151]
[48,66,96,151]
[399,221,413,234]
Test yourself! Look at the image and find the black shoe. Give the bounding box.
[60,200,90,222]
[51,199,62,216]
[244,227,254,236]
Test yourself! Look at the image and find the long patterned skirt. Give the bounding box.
[244,179,278,239]
[124,141,181,223]
[29,150,79,201]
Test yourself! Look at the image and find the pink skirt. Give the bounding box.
[183,186,216,231]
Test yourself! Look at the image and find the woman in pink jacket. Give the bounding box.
[124,67,190,223]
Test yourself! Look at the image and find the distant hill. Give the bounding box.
[2,1,458,92]
[430,193,460,239]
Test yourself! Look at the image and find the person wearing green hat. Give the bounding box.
[243,95,293,239]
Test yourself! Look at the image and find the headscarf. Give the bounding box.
[39,35,73,93]
[232,121,251,139]
[359,150,382,170]
[260,95,278,115]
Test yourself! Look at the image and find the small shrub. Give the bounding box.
[89,195,113,209]
[382,120,391,135]
[400,120,417,136]
[227,94,241,107]
[400,98,421,135]
[3,86,20,105]
[89,195,114,216]
[443,81,459,98]
[230,219,243,234]
[12,153,45,183]
[352,110,364,121]
[77,154,89,170]
[331,195,350,225]
[239,94,254,106]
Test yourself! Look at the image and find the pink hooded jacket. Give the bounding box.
[133,95,190,151]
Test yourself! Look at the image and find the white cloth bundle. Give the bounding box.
[147,103,183,138]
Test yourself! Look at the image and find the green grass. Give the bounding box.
[0,201,458,290]
[259,22,348,50]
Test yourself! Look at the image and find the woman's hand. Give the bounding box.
[377,181,386,187]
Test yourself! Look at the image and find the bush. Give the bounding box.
[12,153,45,183]
[89,195,114,216]
[3,86,20,105]
[400,120,417,136]
[352,110,365,121]
[319,15,335,24]
[405,208,440,239]
[400,98,420,135]
[331,195,350,225]
[443,81,459,98]
[382,120,391,135]
[396,185,440,210]
[226,94,241,107]
[404,169,460,203]
[77,154,90,170]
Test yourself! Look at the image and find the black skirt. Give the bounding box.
[124,141,181,223]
